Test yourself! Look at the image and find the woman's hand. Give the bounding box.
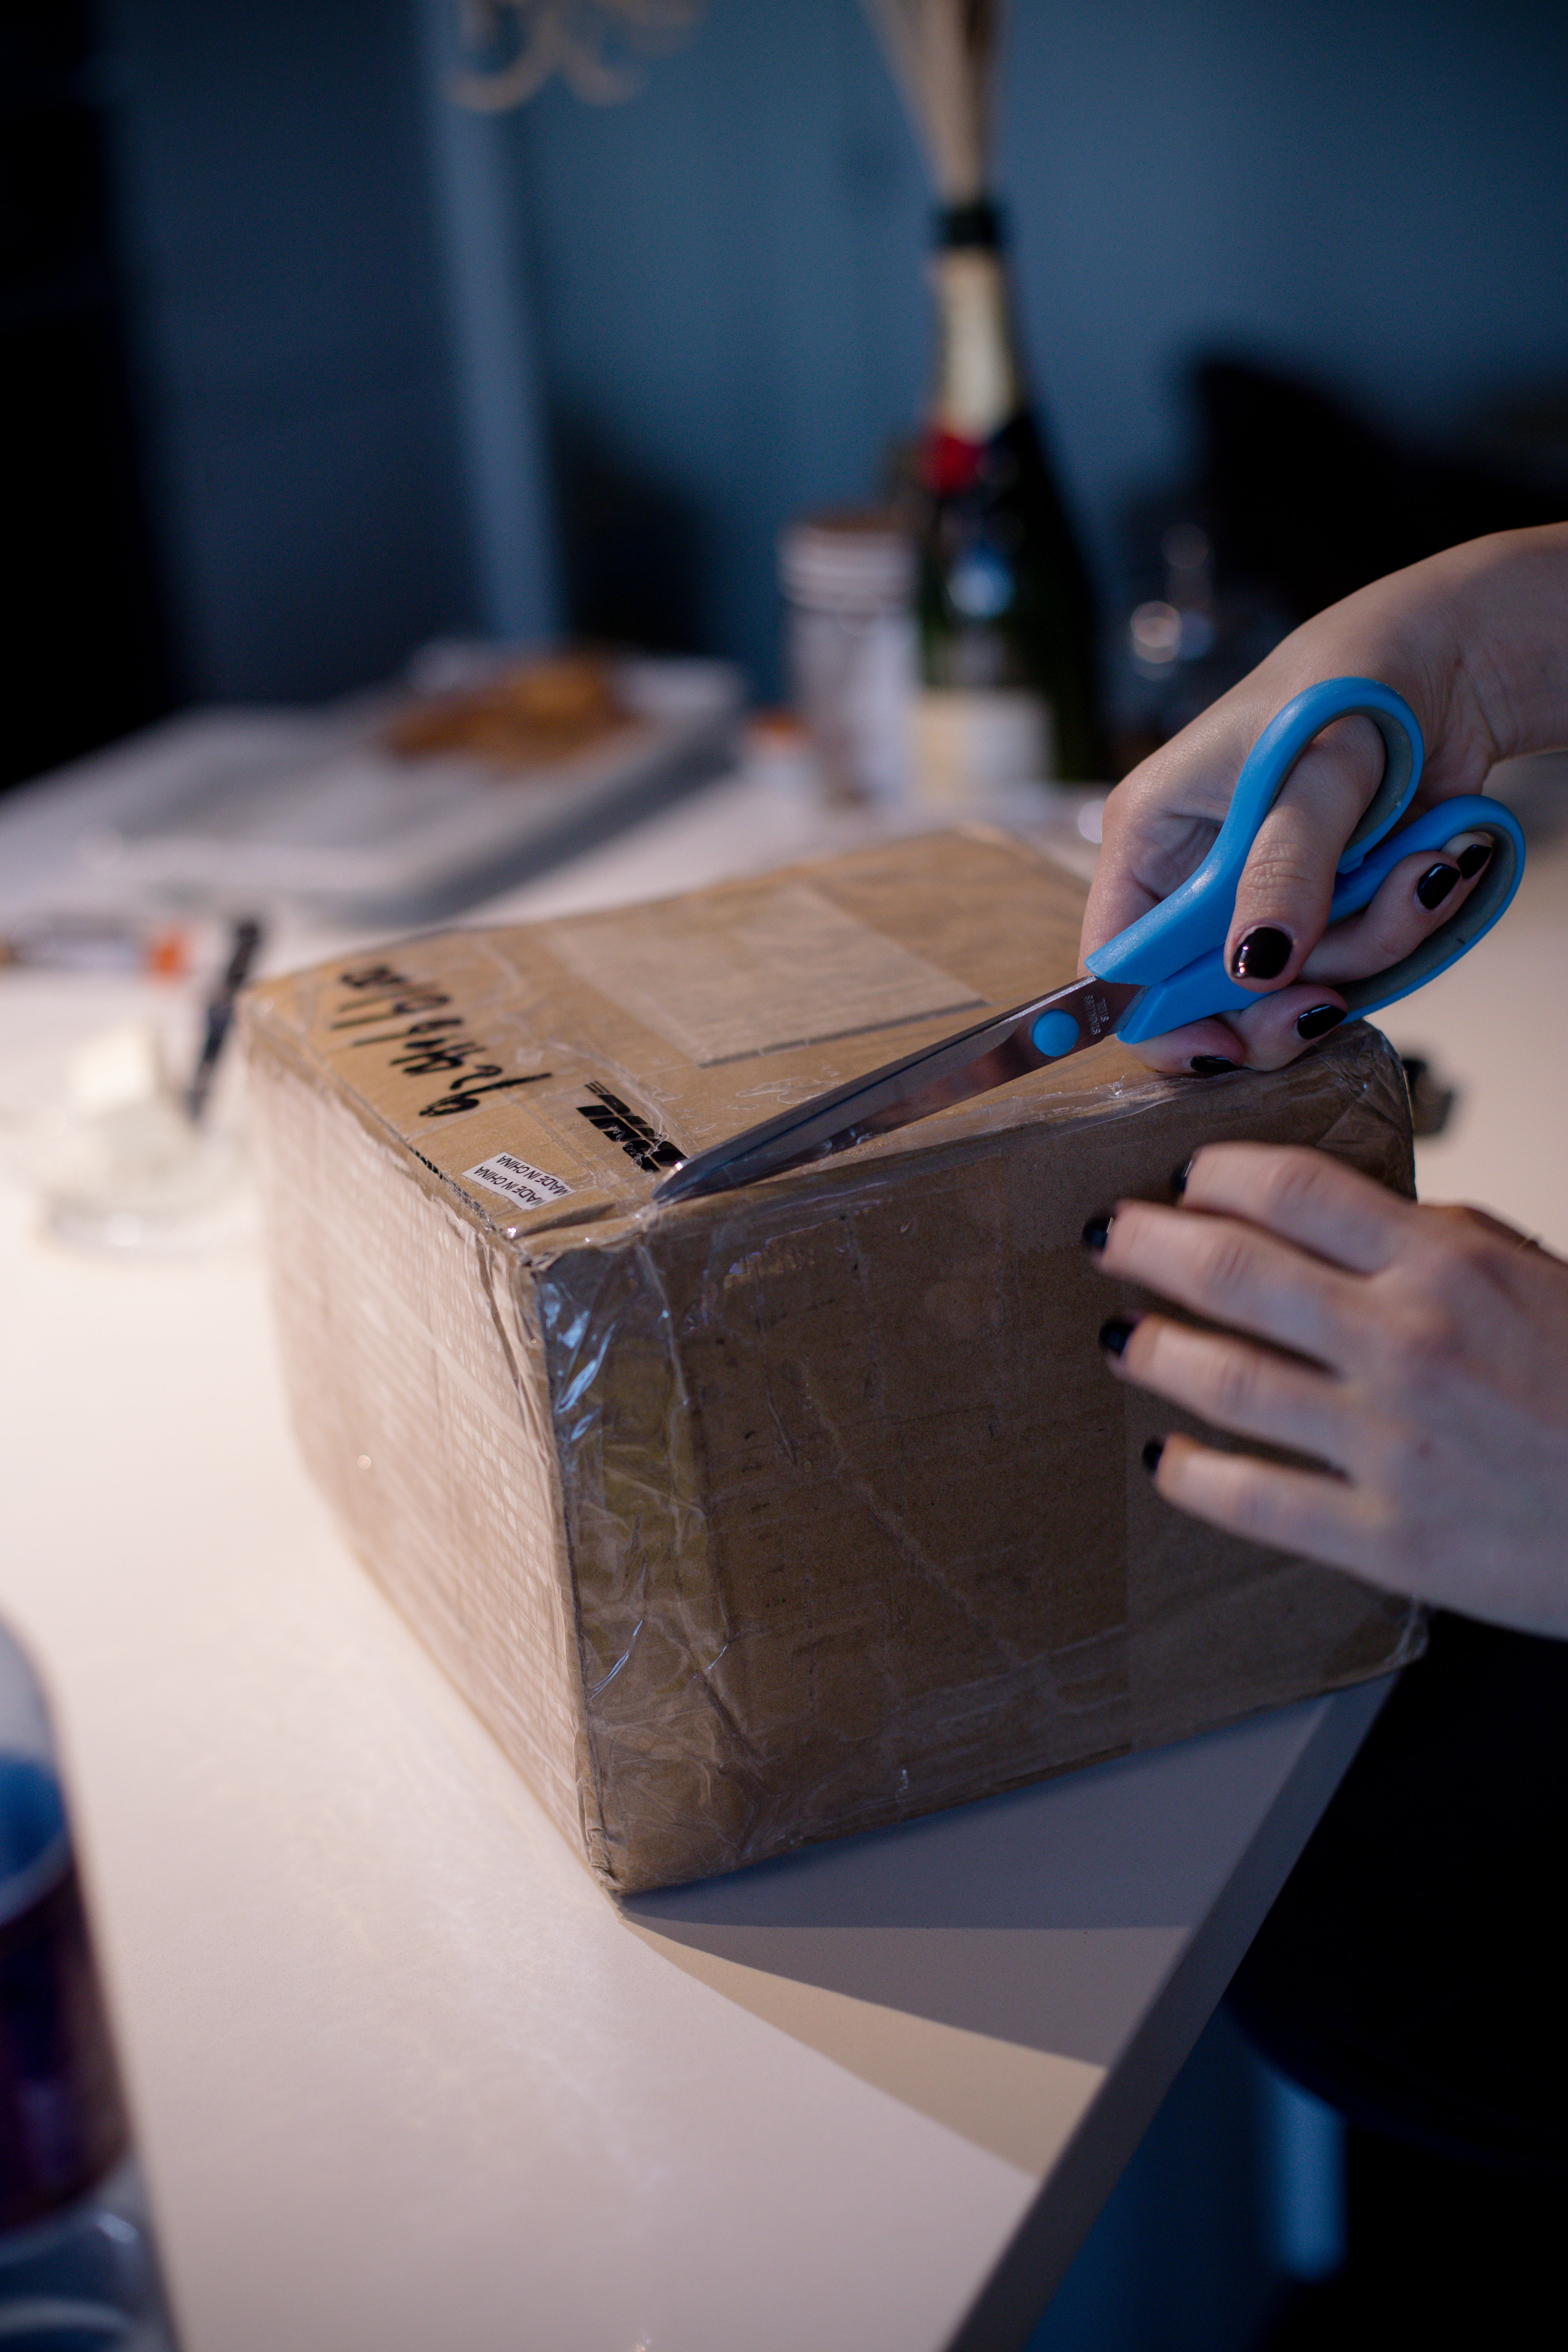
[1082,526,1568,1072]
[1088,1144,1568,1637]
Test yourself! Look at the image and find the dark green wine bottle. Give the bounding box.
[916,200,1105,785]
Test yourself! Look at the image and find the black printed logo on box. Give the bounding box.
[576,1081,682,1173]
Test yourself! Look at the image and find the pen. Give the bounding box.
[187,917,264,1124]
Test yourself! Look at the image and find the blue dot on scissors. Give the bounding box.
[1031,1009,1080,1059]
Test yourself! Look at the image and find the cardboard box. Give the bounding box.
[243,829,1423,1893]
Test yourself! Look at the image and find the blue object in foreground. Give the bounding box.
[0,1751,128,2233]
[1,1620,181,2348]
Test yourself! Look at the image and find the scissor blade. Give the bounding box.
[653,974,1140,1205]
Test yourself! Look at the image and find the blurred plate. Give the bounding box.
[82,657,744,922]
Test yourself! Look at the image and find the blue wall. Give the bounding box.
[513,0,935,685]
[107,0,477,701]
[513,0,1568,695]
[101,0,1568,708]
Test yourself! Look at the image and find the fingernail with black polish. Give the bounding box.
[1098,1316,1138,1358]
[1415,861,1459,910]
[1142,1437,1166,1475]
[1190,1054,1238,1075]
[1457,841,1492,880]
[1296,1003,1346,1041]
[1171,1156,1193,1197]
[1231,926,1292,980]
[1082,1212,1113,1251]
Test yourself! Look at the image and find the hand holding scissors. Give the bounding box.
[657,677,1524,1205]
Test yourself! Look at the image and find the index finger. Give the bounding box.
[1178,1143,1417,1274]
[1080,704,1387,984]
[1080,702,1252,962]
[1222,716,1387,993]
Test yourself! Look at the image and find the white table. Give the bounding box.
[7,723,1555,2352]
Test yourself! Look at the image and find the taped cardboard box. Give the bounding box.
[242,828,1423,1893]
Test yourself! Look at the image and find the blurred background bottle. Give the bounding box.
[0,1622,179,2349]
[913,200,1105,796]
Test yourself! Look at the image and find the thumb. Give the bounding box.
[1224,715,1387,990]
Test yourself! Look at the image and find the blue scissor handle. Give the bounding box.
[1085,674,1526,1046]
[1113,794,1525,1041]
[1089,677,1425,993]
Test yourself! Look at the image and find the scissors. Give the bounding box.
[653,677,1525,1206]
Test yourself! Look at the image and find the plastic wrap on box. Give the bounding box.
[241,828,1424,1893]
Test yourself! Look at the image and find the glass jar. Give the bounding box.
[778,510,917,808]
[0,1622,179,2347]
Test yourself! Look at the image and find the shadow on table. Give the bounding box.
[618,1695,1363,2182]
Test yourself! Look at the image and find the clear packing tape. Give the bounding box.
[241,830,1424,1893]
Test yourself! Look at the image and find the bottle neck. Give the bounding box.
[929,246,1021,443]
